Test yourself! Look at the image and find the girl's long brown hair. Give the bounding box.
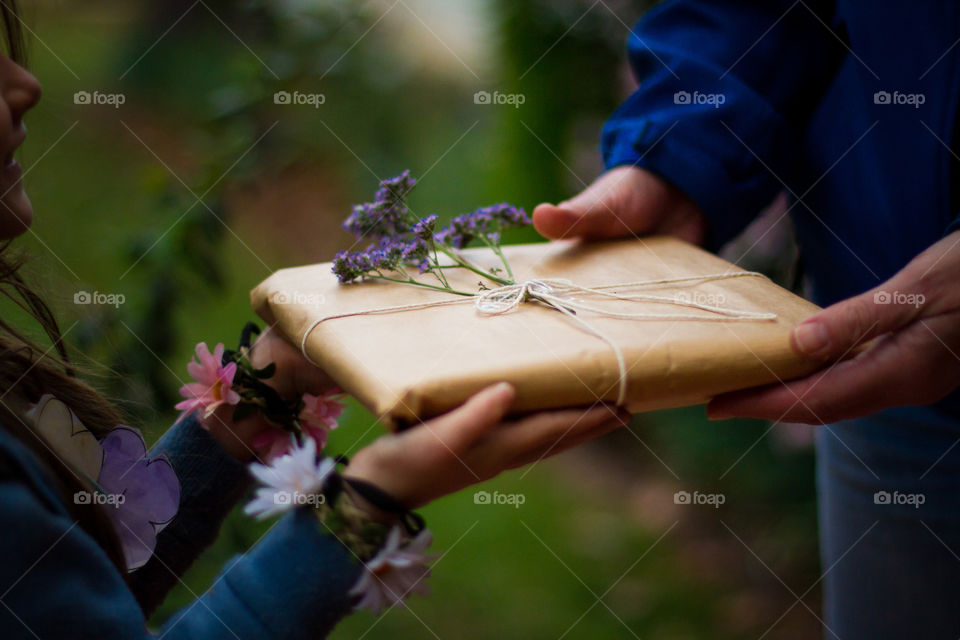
[0,2,128,573]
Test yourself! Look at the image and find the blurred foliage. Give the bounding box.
[78,0,380,414]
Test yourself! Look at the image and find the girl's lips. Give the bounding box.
[0,158,22,187]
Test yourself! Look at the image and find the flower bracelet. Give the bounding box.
[177,324,432,614]
[176,322,344,462]
[243,439,433,615]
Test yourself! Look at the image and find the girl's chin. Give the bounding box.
[0,189,33,239]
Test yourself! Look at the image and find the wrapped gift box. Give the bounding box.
[251,237,824,428]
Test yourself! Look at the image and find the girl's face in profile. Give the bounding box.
[0,51,40,240]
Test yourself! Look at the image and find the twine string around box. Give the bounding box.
[298,271,777,406]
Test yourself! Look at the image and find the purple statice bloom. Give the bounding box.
[98,426,180,571]
[407,243,432,273]
[411,214,437,240]
[434,203,530,249]
[342,171,418,240]
[374,169,416,206]
[332,235,432,283]
[332,249,377,283]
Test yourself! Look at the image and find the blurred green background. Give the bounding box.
[14,0,820,637]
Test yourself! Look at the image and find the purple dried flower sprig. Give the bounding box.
[332,171,531,296]
[341,170,417,240]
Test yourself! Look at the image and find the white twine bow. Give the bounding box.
[299,272,776,407]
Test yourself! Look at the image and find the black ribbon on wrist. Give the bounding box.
[323,468,425,536]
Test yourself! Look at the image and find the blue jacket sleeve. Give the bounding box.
[947,216,960,236]
[602,0,842,247]
[0,478,360,639]
[128,414,253,615]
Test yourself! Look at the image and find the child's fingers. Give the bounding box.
[488,404,628,462]
[433,382,516,448]
[504,415,625,469]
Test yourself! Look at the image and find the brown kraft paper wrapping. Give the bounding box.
[251,237,826,428]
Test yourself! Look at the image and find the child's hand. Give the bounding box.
[532,166,707,244]
[203,326,337,460]
[344,383,630,509]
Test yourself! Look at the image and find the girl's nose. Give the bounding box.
[2,57,40,123]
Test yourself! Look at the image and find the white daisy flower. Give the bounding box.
[350,526,433,616]
[244,438,335,519]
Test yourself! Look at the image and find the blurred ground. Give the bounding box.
[13,1,822,638]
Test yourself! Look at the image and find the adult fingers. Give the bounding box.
[790,286,920,361]
[709,320,958,423]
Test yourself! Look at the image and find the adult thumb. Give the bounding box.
[532,167,654,240]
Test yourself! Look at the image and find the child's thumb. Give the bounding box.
[441,382,515,446]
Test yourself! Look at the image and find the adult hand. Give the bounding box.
[532,165,707,244]
[708,231,960,423]
[345,383,630,509]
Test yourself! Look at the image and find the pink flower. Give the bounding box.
[175,342,241,419]
[299,389,345,444]
[252,390,345,462]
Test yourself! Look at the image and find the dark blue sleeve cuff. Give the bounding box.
[946,215,960,237]
[602,111,780,251]
[128,414,252,615]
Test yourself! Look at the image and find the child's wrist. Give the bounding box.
[340,474,402,525]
